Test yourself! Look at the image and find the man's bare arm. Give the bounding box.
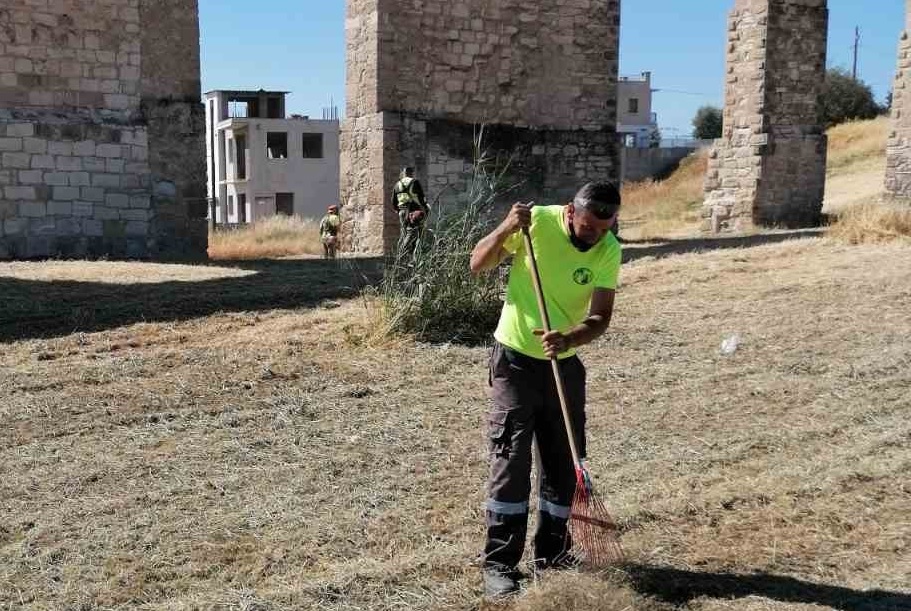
[469,203,531,274]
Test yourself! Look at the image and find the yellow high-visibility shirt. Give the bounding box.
[494,205,621,360]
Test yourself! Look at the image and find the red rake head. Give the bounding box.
[569,465,624,567]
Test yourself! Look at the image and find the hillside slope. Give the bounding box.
[621,117,890,240]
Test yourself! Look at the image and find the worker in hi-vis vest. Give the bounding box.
[391,167,430,251]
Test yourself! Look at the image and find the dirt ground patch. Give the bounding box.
[1,236,909,610]
[822,157,887,214]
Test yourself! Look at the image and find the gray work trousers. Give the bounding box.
[483,341,586,570]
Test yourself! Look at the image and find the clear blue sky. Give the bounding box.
[200,0,906,136]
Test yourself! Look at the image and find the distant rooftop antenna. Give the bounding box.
[322,95,339,121]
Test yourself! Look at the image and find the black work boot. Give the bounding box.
[483,566,522,599]
[533,512,575,571]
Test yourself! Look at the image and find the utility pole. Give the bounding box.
[853,26,860,80]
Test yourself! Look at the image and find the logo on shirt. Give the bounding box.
[573,267,593,286]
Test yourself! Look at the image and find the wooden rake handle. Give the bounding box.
[521,227,584,469]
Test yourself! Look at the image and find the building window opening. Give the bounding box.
[267,96,283,119]
[238,193,247,223]
[267,132,288,159]
[628,98,639,114]
[302,133,324,159]
[276,192,294,216]
[229,101,251,118]
[228,195,235,219]
[236,134,247,179]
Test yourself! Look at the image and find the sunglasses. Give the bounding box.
[574,198,618,220]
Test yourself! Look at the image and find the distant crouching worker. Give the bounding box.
[320,205,341,259]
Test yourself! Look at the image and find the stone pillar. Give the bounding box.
[341,0,622,253]
[0,0,206,260]
[140,0,208,258]
[703,0,828,233]
[885,0,911,199]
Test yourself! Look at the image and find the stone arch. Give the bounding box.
[339,0,622,253]
[703,0,830,233]
[705,0,911,233]
[2,0,910,259]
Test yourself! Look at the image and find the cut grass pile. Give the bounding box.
[1,116,909,611]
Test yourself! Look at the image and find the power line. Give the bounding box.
[651,88,718,98]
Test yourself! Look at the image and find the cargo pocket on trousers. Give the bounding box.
[488,410,512,459]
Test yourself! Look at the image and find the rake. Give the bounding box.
[521,226,623,567]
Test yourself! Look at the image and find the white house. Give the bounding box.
[617,72,659,148]
[204,89,340,224]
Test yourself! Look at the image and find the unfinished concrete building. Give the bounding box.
[0,0,206,259]
[703,0,829,232]
[205,89,340,224]
[886,0,911,198]
[340,0,622,253]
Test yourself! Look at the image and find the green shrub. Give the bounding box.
[374,133,514,345]
[692,105,723,140]
[819,68,883,127]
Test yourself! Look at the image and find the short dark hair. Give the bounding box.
[573,182,621,220]
[402,166,415,176]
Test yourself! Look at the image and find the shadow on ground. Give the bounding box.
[0,257,383,343]
[0,229,825,344]
[624,563,911,611]
[620,228,824,264]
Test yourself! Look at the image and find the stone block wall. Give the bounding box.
[703,0,828,232]
[341,0,621,253]
[374,0,619,130]
[0,1,141,110]
[885,0,911,198]
[346,0,380,121]
[339,112,397,254]
[0,113,151,258]
[0,0,206,260]
[421,119,619,205]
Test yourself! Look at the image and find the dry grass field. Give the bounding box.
[619,151,708,241]
[208,216,324,261]
[1,119,910,610]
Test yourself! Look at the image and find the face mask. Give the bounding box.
[568,216,595,252]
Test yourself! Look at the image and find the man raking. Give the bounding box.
[469,182,623,599]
